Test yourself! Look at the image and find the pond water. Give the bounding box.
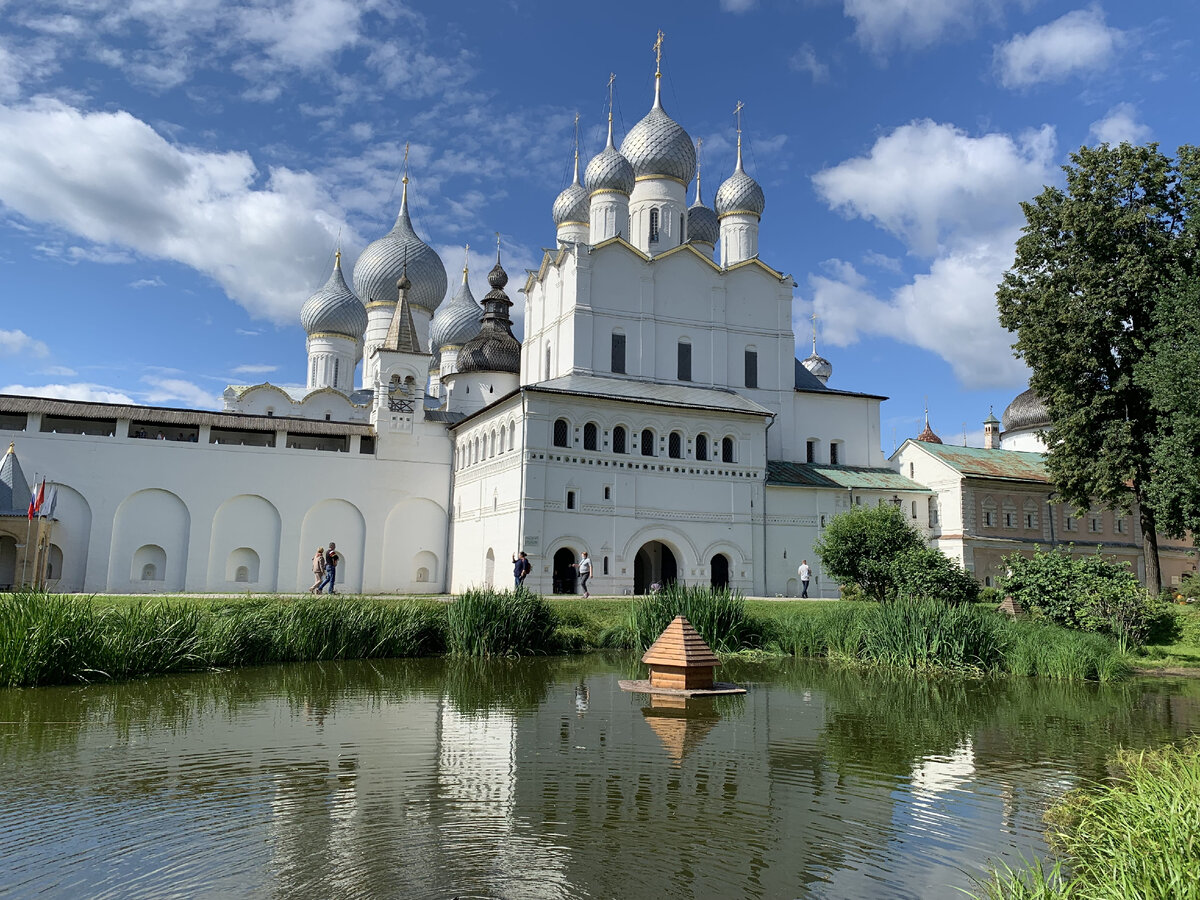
[2,656,1198,900]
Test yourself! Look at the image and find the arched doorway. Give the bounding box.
[710,554,730,589]
[634,541,678,594]
[0,536,17,589]
[553,547,576,594]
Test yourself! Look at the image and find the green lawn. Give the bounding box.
[1133,603,1200,672]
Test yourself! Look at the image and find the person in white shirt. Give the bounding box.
[572,551,592,599]
[798,560,811,598]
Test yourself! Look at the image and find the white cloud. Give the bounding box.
[1088,102,1152,145]
[814,119,1055,255]
[130,276,166,289]
[0,99,357,323]
[1,382,136,404]
[808,119,1055,388]
[141,376,220,409]
[843,0,1006,56]
[995,7,1124,88]
[0,329,49,358]
[233,364,279,375]
[720,0,758,12]
[789,44,830,83]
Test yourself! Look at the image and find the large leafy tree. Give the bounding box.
[996,143,1198,594]
[813,505,924,602]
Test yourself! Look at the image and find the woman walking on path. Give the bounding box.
[572,552,592,599]
[309,547,326,593]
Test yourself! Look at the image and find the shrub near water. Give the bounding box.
[445,588,558,657]
[628,584,766,652]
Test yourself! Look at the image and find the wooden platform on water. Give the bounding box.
[618,679,747,697]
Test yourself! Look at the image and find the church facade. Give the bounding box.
[0,61,935,597]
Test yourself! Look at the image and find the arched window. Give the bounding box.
[928,497,939,525]
[509,422,516,450]
[829,441,840,465]
[641,429,655,456]
[611,331,626,374]
[744,348,758,388]
[553,418,570,448]
[911,500,917,520]
[677,340,692,382]
[545,343,552,381]
[490,429,497,457]
[649,207,660,243]
[696,433,709,461]
[235,566,250,583]
[416,567,429,582]
[613,426,627,454]
[721,436,735,463]
[668,431,682,458]
[583,422,598,451]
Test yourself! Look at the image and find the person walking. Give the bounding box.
[798,559,811,599]
[572,551,592,599]
[309,546,326,593]
[319,542,340,595]
[513,551,532,588]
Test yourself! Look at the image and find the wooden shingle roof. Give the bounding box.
[641,616,720,668]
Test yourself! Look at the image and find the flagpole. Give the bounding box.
[20,472,36,586]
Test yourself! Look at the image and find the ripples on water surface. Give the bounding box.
[1,656,1197,899]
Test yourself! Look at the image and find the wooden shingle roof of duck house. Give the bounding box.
[619,616,747,697]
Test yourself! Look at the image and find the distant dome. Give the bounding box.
[585,117,635,196]
[552,157,590,227]
[300,253,368,339]
[620,79,696,184]
[352,179,448,312]
[1002,388,1050,433]
[429,264,482,352]
[686,163,718,245]
[917,418,943,444]
[801,352,832,385]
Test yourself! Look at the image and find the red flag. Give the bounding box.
[27,478,44,520]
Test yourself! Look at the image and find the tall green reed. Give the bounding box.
[627,584,767,652]
[445,588,558,657]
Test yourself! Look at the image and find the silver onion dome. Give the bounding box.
[619,77,696,184]
[1002,388,1050,433]
[585,115,635,196]
[429,260,483,351]
[715,143,765,219]
[457,255,521,375]
[352,178,448,312]
[300,251,369,338]
[552,152,590,226]
[801,352,832,385]
[686,160,719,245]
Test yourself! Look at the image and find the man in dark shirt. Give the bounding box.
[513,551,531,588]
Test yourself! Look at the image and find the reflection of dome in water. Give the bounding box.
[1002,388,1050,433]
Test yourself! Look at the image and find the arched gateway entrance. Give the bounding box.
[710,554,730,589]
[553,547,576,594]
[634,541,677,594]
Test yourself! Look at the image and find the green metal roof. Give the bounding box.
[767,460,931,492]
[910,441,1049,482]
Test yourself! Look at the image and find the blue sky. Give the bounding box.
[0,0,1195,449]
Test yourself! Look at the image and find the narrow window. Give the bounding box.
[603,557,610,575]
[611,333,626,374]
[545,344,552,381]
[641,429,654,457]
[1065,514,1076,531]
[721,436,734,463]
[829,442,839,465]
[677,341,692,382]
[696,433,709,461]
[311,357,317,385]
[668,432,682,458]
[929,498,939,525]
[649,208,659,243]
[583,422,598,451]
[333,358,340,388]
[604,485,611,500]
[744,350,758,389]
[911,500,917,519]
[613,426,627,454]
[806,440,815,464]
[820,514,827,527]
[909,462,914,478]
[566,490,576,510]
[553,418,569,448]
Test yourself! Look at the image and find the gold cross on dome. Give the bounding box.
[653,30,664,74]
[734,100,745,135]
[402,142,410,184]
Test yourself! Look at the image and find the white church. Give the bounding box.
[0,52,936,598]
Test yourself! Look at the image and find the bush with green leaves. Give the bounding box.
[814,505,925,602]
[890,546,980,606]
[1001,548,1168,649]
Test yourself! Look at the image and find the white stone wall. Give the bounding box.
[1,415,450,594]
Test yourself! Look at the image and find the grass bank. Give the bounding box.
[973,737,1200,900]
[1,588,1129,687]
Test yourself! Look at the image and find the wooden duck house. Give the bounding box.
[641,615,721,690]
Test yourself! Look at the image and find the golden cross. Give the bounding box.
[495,231,501,261]
[734,100,744,135]
[811,312,819,352]
[463,244,470,273]
[402,141,410,184]
[653,30,664,74]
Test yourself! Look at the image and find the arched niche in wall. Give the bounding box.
[207,494,281,591]
[44,484,91,592]
[109,489,190,592]
[299,498,366,593]
[227,547,260,584]
[380,498,447,592]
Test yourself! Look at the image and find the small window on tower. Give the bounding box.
[611,333,626,374]
[649,208,660,243]
[744,350,758,389]
[677,341,692,382]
